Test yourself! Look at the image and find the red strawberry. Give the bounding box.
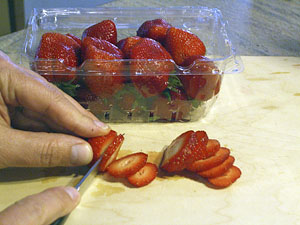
[153,88,191,121]
[164,27,206,66]
[129,38,174,97]
[208,165,242,188]
[99,134,124,172]
[127,163,158,187]
[83,44,125,98]
[82,20,117,45]
[82,37,124,60]
[198,155,235,178]
[88,130,117,164]
[160,130,208,172]
[186,147,230,172]
[180,55,221,101]
[137,18,172,43]
[107,152,148,178]
[66,33,82,46]
[35,32,81,82]
[116,36,142,58]
[205,139,221,158]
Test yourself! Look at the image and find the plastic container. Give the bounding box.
[22,7,243,122]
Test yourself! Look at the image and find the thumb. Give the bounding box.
[0,186,80,225]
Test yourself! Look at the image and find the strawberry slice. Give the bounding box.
[205,139,221,158]
[107,152,148,178]
[164,27,206,66]
[88,130,117,163]
[197,155,235,178]
[116,36,142,59]
[137,18,172,43]
[186,147,230,172]
[127,163,158,187]
[160,130,208,172]
[82,20,117,45]
[99,134,124,172]
[208,165,242,188]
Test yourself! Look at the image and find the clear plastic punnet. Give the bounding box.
[22,7,243,122]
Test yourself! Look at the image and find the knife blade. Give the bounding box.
[51,155,103,225]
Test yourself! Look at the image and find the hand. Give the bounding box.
[0,51,110,224]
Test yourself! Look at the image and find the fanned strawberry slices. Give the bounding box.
[88,129,241,189]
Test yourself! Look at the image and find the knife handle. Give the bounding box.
[50,215,68,225]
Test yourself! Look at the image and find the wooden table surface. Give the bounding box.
[1,56,299,225]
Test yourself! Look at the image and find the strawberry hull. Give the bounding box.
[23,7,243,122]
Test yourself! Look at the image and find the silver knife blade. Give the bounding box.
[51,155,103,225]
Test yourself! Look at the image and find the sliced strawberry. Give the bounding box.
[88,130,117,164]
[205,139,221,158]
[83,44,125,98]
[99,134,124,172]
[160,130,208,172]
[129,38,174,98]
[186,147,230,172]
[164,27,206,66]
[137,18,172,43]
[198,155,235,178]
[82,20,117,45]
[127,163,158,187]
[179,55,221,101]
[208,165,242,188]
[107,152,148,178]
[35,32,81,82]
[116,36,142,58]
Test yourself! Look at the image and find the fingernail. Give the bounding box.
[64,187,80,202]
[71,143,93,165]
[94,120,110,130]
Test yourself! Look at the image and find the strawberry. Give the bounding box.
[116,36,142,58]
[107,152,148,178]
[66,33,82,46]
[160,130,208,172]
[205,139,221,158]
[82,20,117,45]
[197,155,235,178]
[137,18,172,43]
[83,44,125,98]
[153,88,191,121]
[99,134,124,172]
[88,130,117,164]
[179,55,221,101]
[186,147,230,172]
[208,165,242,188]
[35,32,81,82]
[164,27,206,66]
[82,37,124,60]
[129,38,174,97]
[127,163,158,187]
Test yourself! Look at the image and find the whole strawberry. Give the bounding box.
[137,18,172,43]
[179,55,221,101]
[129,38,174,98]
[82,20,117,45]
[116,36,142,59]
[35,32,81,82]
[83,42,125,99]
[164,27,206,66]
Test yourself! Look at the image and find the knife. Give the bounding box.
[51,154,103,225]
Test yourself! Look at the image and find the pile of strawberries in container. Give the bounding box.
[34,19,222,122]
[88,129,241,188]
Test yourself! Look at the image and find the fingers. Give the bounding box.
[0,56,110,138]
[0,186,80,225]
[0,127,93,168]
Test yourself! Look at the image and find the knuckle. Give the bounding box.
[39,139,61,167]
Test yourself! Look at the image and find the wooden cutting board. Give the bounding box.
[1,56,300,225]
